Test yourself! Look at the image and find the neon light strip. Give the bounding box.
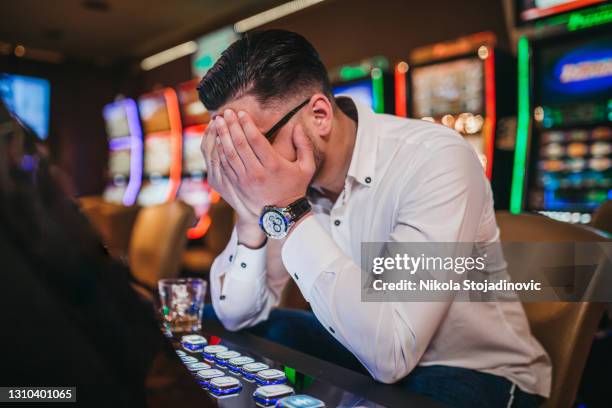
[164,88,183,201]
[184,123,212,240]
[483,48,496,180]
[123,99,143,206]
[371,68,384,113]
[510,37,531,214]
[187,186,219,240]
[108,136,131,151]
[102,99,143,206]
[394,62,408,117]
[567,3,612,30]
[521,0,604,21]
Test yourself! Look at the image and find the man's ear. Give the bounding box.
[309,93,333,140]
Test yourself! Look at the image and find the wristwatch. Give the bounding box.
[259,197,311,239]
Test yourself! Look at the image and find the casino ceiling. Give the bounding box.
[0,0,287,64]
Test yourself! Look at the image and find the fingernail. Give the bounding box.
[237,111,246,119]
[216,116,225,126]
[224,109,233,118]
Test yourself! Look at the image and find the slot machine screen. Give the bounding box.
[109,148,131,177]
[412,57,484,120]
[139,93,171,134]
[178,179,210,217]
[537,33,612,118]
[183,127,207,175]
[517,0,606,23]
[333,79,374,109]
[104,103,130,139]
[178,80,209,127]
[144,136,172,177]
[0,73,50,139]
[529,33,612,213]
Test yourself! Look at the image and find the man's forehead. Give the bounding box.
[211,94,278,130]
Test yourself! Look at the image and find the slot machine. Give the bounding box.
[329,57,395,114]
[395,32,517,208]
[102,99,143,205]
[510,5,612,223]
[176,79,218,239]
[0,73,50,140]
[137,88,183,206]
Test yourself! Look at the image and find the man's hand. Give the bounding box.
[215,109,316,210]
[201,121,265,248]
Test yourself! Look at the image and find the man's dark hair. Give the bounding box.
[198,29,332,111]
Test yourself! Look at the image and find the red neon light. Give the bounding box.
[521,0,604,21]
[187,215,212,240]
[394,63,408,117]
[187,123,207,135]
[164,88,183,201]
[187,189,220,240]
[483,48,496,180]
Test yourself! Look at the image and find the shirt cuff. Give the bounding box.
[225,242,267,283]
[281,216,342,301]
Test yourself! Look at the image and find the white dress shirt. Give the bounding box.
[210,99,551,397]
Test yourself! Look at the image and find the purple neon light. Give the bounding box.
[122,99,143,205]
[108,136,131,151]
[104,99,143,205]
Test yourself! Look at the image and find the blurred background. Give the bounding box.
[1,0,611,300]
[1,1,611,406]
[0,0,519,197]
[1,0,611,288]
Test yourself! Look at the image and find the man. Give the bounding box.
[199,30,550,407]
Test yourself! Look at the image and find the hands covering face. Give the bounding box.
[201,109,316,223]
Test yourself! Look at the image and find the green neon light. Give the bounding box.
[340,65,370,81]
[534,4,612,30]
[567,4,612,31]
[510,37,531,214]
[371,68,384,113]
[283,366,296,384]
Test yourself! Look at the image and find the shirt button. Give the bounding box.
[229,255,233,262]
[334,220,341,226]
[240,262,247,268]
[365,176,372,184]
[220,295,226,300]
[294,273,299,280]
[329,327,335,334]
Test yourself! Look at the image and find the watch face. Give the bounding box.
[260,209,289,239]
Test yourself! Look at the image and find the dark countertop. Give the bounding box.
[146,321,444,408]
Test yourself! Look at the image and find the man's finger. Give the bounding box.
[219,148,239,185]
[292,124,316,174]
[237,110,278,166]
[216,115,247,178]
[208,139,223,184]
[224,109,263,171]
[201,121,217,164]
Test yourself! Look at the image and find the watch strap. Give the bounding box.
[283,197,311,224]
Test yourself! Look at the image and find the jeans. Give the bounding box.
[203,306,542,408]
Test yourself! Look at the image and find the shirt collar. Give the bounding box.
[343,98,378,188]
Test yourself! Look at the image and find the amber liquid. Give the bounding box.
[163,313,201,333]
